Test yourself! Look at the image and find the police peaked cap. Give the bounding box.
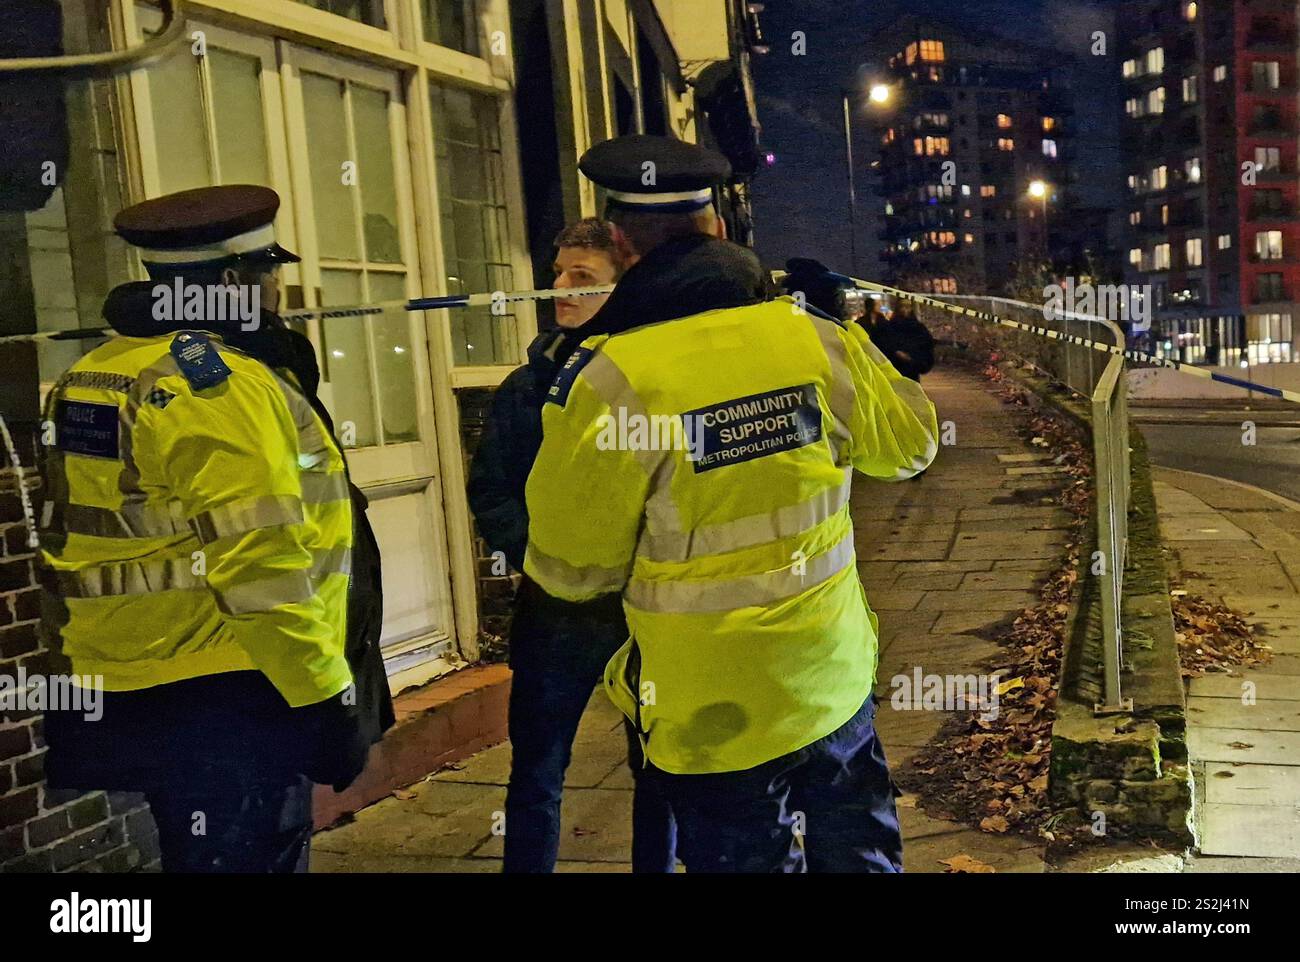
[114,184,301,269]
[580,134,732,212]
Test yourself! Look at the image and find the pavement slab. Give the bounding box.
[315,370,1063,873]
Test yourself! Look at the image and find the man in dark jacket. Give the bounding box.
[468,219,677,873]
[869,298,936,382]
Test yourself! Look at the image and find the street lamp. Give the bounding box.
[1028,179,1050,251]
[869,83,892,105]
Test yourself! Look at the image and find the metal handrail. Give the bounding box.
[932,293,1132,713]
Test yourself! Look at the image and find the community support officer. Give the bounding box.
[467,218,676,873]
[523,135,940,873]
[39,185,393,873]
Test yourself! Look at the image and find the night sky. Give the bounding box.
[749,0,1120,272]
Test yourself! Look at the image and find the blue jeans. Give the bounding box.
[503,662,676,873]
[645,696,902,873]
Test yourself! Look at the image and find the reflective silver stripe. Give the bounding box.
[624,530,857,614]
[59,545,349,604]
[47,499,189,539]
[526,542,629,597]
[300,471,349,504]
[59,557,204,598]
[638,473,853,563]
[580,352,669,477]
[810,316,856,466]
[189,494,305,544]
[215,545,352,615]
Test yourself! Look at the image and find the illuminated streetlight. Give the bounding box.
[869,83,891,105]
[1028,180,1048,199]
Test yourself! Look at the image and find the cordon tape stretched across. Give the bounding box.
[1,271,1298,405]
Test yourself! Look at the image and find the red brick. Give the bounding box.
[0,559,32,593]
[49,820,125,872]
[23,808,70,848]
[0,723,31,761]
[11,589,40,624]
[13,749,42,787]
[0,622,38,659]
[0,785,39,829]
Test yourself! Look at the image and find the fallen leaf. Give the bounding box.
[939,854,996,874]
[980,814,1010,833]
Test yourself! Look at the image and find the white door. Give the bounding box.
[127,10,459,686]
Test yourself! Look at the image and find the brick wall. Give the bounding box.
[0,457,159,873]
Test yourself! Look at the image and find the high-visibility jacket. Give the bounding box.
[40,330,355,708]
[524,297,939,775]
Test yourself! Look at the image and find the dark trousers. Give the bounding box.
[144,773,314,873]
[645,696,902,873]
[504,661,676,873]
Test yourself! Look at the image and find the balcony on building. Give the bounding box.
[1247,105,1295,138]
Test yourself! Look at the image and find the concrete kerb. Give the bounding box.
[991,362,1194,853]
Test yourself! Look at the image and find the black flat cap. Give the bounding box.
[114,184,300,269]
[580,135,731,212]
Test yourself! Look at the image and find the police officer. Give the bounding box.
[40,185,393,873]
[523,135,940,873]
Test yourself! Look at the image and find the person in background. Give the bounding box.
[467,218,676,873]
[870,297,936,383]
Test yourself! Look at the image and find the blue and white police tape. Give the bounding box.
[835,275,1300,407]
[0,283,619,345]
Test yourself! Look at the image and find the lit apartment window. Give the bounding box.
[1130,210,1142,225]
[1125,97,1145,118]
[884,202,894,215]
[997,138,1015,151]
[1252,61,1281,91]
[961,184,971,196]
[1256,230,1284,261]
[964,232,975,244]
[1161,203,1169,225]
[1185,157,1201,183]
[914,138,924,156]
[919,40,946,62]
[1128,173,1140,192]
[1042,139,1058,158]
[1147,87,1165,114]
[1152,165,1168,189]
[1130,248,1143,266]
[1043,116,1056,132]
[1146,48,1164,74]
[1182,76,1198,103]
[882,128,896,145]
[1213,64,1227,82]
[924,136,951,156]
[1184,2,1197,21]
[981,184,997,198]
[1255,146,1280,172]
[1218,233,1232,250]
[996,113,1012,129]
[1186,237,1203,267]
[905,42,918,65]
[1122,59,1139,78]
[1154,243,1171,269]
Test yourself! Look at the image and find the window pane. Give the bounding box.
[422,0,479,56]
[320,269,377,447]
[369,272,419,444]
[430,82,516,365]
[148,50,211,194]
[302,73,360,260]
[209,48,271,187]
[352,86,402,263]
[293,0,386,28]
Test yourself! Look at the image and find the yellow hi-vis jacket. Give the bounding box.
[524,298,939,775]
[40,331,355,708]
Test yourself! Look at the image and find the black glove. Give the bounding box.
[295,689,371,792]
